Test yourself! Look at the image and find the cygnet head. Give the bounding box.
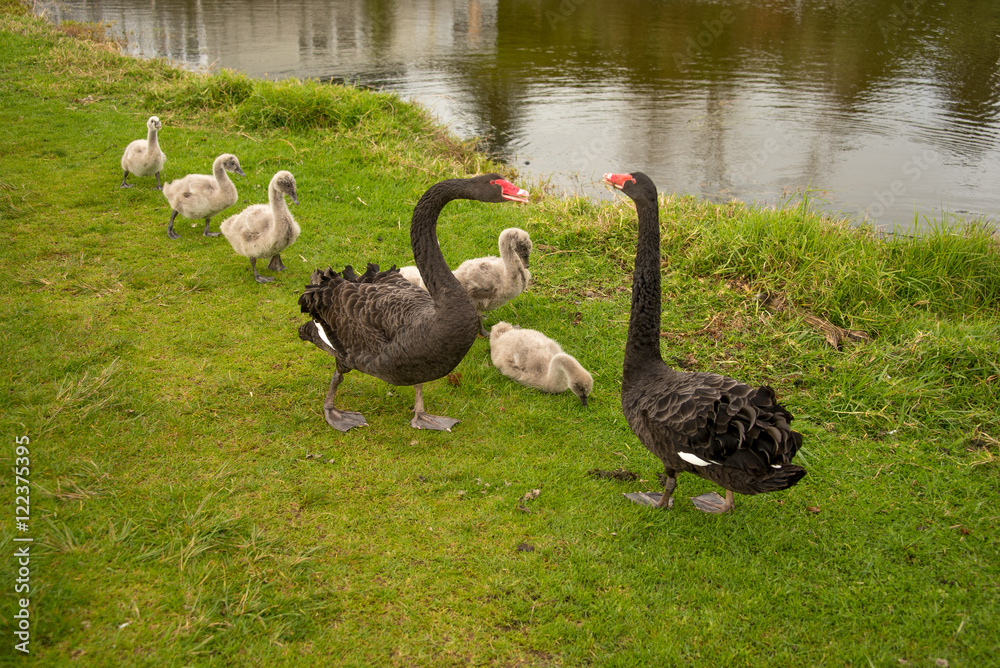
[500,228,532,268]
[490,321,517,339]
[557,354,593,407]
[147,116,162,132]
[273,170,299,204]
[570,374,594,407]
[220,154,245,175]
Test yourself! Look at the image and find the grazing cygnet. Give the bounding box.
[452,227,532,336]
[220,170,300,284]
[120,116,166,189]
[162,153,244,239]
[489,321,593,406]
[396,265,425,290]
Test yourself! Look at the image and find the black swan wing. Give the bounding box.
[628,369,802,473]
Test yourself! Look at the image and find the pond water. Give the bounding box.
[36,0,1000,229]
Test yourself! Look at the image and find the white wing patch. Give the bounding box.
[678,452,719,467]
[314,321,335,350]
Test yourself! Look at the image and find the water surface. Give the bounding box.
[37,0,1000,228]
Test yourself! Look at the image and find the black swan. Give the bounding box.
[298,174,529,432]
[604,171,806,513]
[163,153,244,239]
[120,115,166,189]
[220,170,300,283]
[489,321,593,406]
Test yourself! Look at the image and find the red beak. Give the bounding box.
[492,179,530,203]
[602,173,636,190]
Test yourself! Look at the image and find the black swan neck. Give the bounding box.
[625,193,664,369]
[411,179,473,299]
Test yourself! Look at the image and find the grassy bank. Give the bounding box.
[2,3,999,666]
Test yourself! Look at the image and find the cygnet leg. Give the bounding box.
[250,258,274,284]
[203,217,220,237]
[167,210,181,239]
[267,254,287,272]
[120,170,132,188]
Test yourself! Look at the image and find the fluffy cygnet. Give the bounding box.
[489,321,593,406]
[220,170,300,283]
[452,227,532,336]
[162,153,244,239]
[120,116,166,189]
[396,265,425,290]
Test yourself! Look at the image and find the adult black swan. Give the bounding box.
[604,171,806,513]
[298,174,529,432]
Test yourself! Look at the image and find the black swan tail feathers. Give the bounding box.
[743,464,807,495]
[298,320,338,356]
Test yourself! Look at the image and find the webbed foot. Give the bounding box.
[624,492,664,507]
[691,490,735,514]
[324,407,367,432]
[624,492,674,508]
[267,255,287,272]
[410,412,459,431]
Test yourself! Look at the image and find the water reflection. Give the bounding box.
[36,0,1000,228]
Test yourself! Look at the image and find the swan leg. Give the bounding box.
[203,217,220,237]
[691,489,735,514]
[478,314,489,338]
[154,171,162,190]
[167,210,181,239]
[251,258,274,284]
[656,475,676,508]
[624,471,676,509]
[120,170,132,188]
[323,369,367,432]
[267,254,287,272]
[409,383,459,431]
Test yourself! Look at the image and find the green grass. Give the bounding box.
[2,5,999,665]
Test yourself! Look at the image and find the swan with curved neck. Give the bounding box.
[120,116,166,189]
[605,171,806,513]
[298,174,529,432]
[489,321,593,405]
[163,153,244,239]
[220,170,300,283]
